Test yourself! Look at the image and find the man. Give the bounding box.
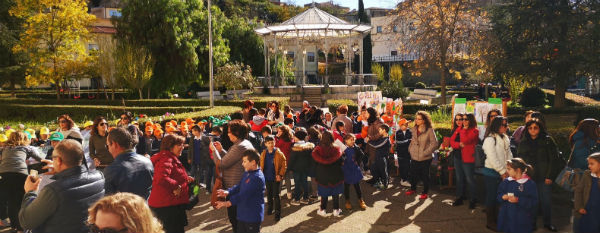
[331,105,353,134]
[19,139,104,233]
[104,127,154,199]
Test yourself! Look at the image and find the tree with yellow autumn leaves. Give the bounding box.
[10,0,95,99]
[393,0,489,104]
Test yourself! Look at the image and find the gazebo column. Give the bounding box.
[263,38,268,87]
[274,37,279,88]
[359,35,364,86]
[324,38,329,88]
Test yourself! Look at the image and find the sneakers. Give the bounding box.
[286,193,292,199]
[452,198,464,206]
[419,194,428,200]
[274,213,281,222]
[290,199,300,206]
[468,200,476,209]
[400,180,411,187]
[332,209,342,217]
[317,209,327,217]
[345,200,352,210]
[358,199,367,210]
[299,198,310,205]
[405,190,416,196]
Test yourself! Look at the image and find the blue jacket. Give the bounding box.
[104,150,154,199]
[342,146,364,184]
[19,165,105,233]
[497,177,538,233]
[228,169,265,223]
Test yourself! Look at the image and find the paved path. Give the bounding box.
[186,176,574,233]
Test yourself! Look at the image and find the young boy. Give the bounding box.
[288,128,314,205]
[32,127,51,147]
[210,126,222,142]
[45,132,64,160]
[370,124,392,190]
[188,125,211,188]
[394,119,412,187]
[216,149,265,233]
[250,108,269,132]
[260,136,286,221]
[260,125,273,153]
[284,118,295,132]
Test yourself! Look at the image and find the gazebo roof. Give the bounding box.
[255,7,371,37]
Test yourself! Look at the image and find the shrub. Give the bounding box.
[327,99,451,116]
[380,80,409,100]
[415,82,427,89]
[519,87,548,107]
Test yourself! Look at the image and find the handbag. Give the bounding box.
[554,146,584,192]
[186,182,199,210]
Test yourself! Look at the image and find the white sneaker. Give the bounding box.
[317,209,327,217]
[286,193,292,199]
[290,199,300,206]
[333,209,342,217]
[400,180,411,187]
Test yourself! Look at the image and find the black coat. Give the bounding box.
[517,135,561,182]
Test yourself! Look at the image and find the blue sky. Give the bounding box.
[285,0,400,11]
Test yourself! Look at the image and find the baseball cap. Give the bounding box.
[40,127,50,135]
[49,132,64,141]
[84,121,94,128]
[25,128,36,139]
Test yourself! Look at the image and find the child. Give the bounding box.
[259,125,273,153]
[210,126,222,142]
[312,130,344,217]
[370,124,392,190]
[284,118,295,132]
[497,158,538,233]
[574,153,600,233]
[395,119,412,186]
[342,134,366,210]
[288,128,314,205]
[151,128,163,155]
[250,108,269,132]
[216,149,265,233]
[32,127,51,147]
[276,125,294,199]
[45,132,64,160]
[333,121,346,142]
[260,136,286,221]
[188,125,211,188]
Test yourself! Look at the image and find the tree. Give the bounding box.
[115,0,201,95]
[0,0,26,98]
[96,37,120,100]
[10,0,96,99]
[224,16,264,77]
[194,4,230,84]
[358,0,372,73]
[115,41,154,99]
[214,62,256,99]
[490,0,596,107]
[394,0,487,104]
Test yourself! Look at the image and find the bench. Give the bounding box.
[225,89,250,100]
[196,91,222,100]
[408,89,438,101]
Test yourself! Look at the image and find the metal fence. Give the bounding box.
[257,74,378,87]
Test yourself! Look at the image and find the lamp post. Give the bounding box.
[282,50,287,86]
[302,49,306,87]
[208,0,214,107]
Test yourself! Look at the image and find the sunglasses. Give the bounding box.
[88,223,128,233]
[59,120,68,123]
[99,122,107,126]
[528,126,539,130]
[121,117,129,120]
[455,118,465,121]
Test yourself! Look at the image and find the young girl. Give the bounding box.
[342,134,366,210]
[497,158,538,233]
[574,153,600,233]
[312,130,344,217]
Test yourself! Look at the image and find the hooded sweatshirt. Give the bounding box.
[249,115,268,132]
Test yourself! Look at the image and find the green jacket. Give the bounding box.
[517,134,560,183]
[574,170,598,218]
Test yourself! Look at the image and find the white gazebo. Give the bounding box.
[255,6,372,88]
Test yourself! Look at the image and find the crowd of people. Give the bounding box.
[0,99,599,233]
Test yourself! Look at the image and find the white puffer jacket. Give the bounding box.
[482,133,513,175]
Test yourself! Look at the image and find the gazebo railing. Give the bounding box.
[257,74,378,87]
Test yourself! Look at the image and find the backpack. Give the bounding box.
[474,136,495,169]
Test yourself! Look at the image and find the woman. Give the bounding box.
[569,118,600,170]
[517,119,559,231]
[479,109,501,141]
[242,100,254,123]
[89,116,113,169]
[312,130,344,217]
[451,113,479,209]
[88,192,164,233]
[267,101,285,126]
[510,110,535,148]
[481,116,512,231]
[406,111,438,199]
[148,134,193,233]
[57,114,83,143]
[210,120,254,232]
[307,108,328,129]
[276,125,294,200]
[0,131,49,232]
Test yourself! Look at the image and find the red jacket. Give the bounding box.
[451,127,479,163]
[148,150,189,208]
[276,138,293,166]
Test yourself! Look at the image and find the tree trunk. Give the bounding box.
[440,64,447,105]
[554,82,567,108]
[56,83,61,100]
[138,88,143,99]
[147,86,150,99]
[111,87,115,100]
[10,80,16,98]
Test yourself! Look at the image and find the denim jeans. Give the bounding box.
[203,164,215,192]
[293,172,308,201]
[535,182,552,226]
[191,164,204,185]
[484,175,501,207]
[265,181,281,215]
[454,157,476,201]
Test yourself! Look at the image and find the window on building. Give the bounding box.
[376,26,382,33]
[393,25,398,33]
[88,44,99,51]
[286,51,294,59]
[307,52,315,62]
[391,51,398,56]
[109,9,121,18]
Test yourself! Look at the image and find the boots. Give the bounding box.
[345,200,352,210]
[358,199,367,210]
[485,205,499,232]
